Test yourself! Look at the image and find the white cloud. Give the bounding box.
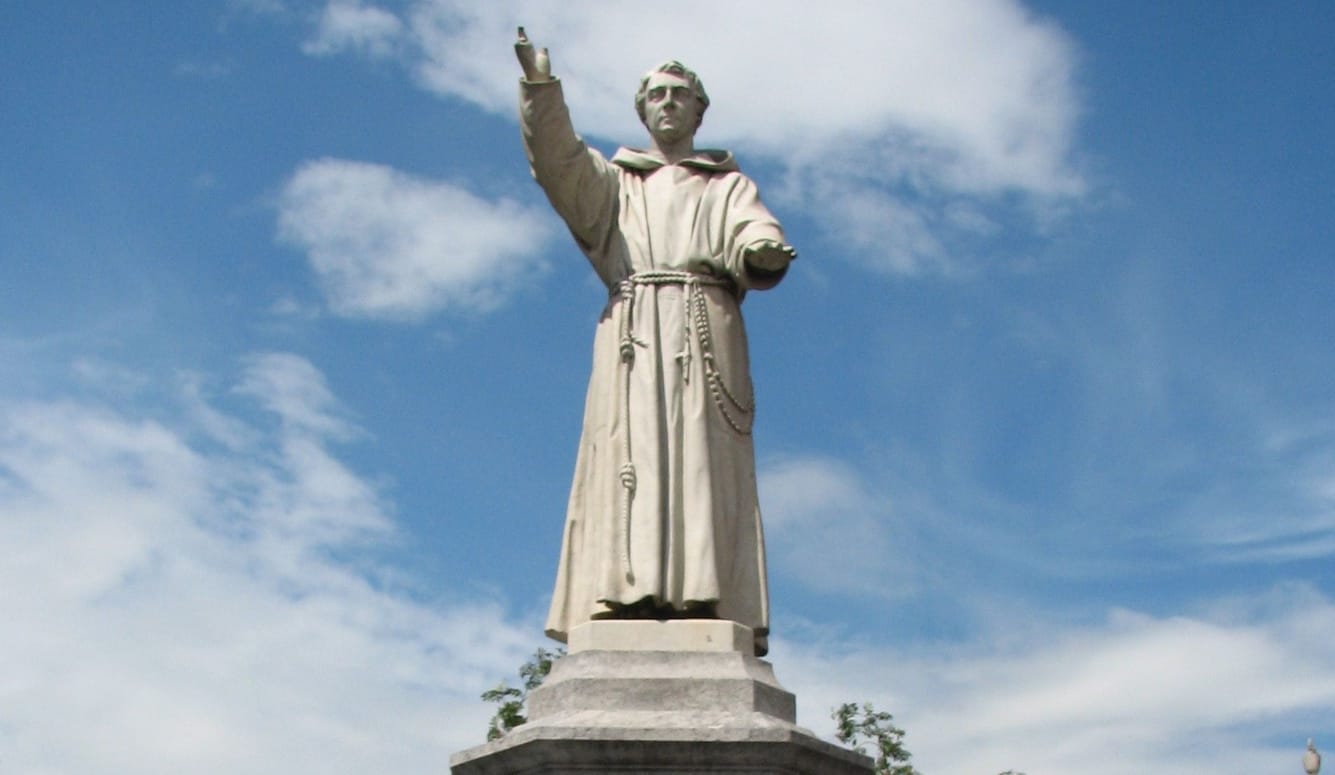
[760,456,914,598]
[396,0,1082,189]
[6,355,1333,775]
[0,355,535,774]
[774,586,1335,775]
[72,356,153,395]
[1188,459,1335,565]
[236,351,356,439]
[269,293,322,320]
[303,0,406,58]
[277,158,553,321]
[813,182,950,275]
[305,0,1087,274]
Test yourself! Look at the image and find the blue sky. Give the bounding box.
[3,1,1334,772]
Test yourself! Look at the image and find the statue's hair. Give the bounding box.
[634,60,710,128]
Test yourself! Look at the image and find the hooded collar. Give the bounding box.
[611,147,738,173]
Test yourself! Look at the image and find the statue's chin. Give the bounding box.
[648,125,694,146]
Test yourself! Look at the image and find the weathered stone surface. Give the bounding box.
[527,648,795,722]
[517,30,795,654]
[568,620,754,655]
[450,644,872,774]
[449,728,873,775]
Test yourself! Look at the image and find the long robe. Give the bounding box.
[520,79,793,654]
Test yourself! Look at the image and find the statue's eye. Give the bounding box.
[648,87,666,100]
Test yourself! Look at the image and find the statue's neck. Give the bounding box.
[649,136,695,166]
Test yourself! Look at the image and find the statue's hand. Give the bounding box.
[515,26,552,82]
[744,240,796,272]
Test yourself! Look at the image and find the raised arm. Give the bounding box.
[515,27,620,264]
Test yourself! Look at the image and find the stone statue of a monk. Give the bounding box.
[516,29,795,656]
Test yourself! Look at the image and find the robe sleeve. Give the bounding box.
[720,173,795,291]
[519,79,621,281]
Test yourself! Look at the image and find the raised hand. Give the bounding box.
[515,26,552,82]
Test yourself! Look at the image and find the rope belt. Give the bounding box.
[611,270,755,581]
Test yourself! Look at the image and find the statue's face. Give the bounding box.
[642,71,700,146]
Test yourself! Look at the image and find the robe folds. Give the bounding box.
[520,79,793,655]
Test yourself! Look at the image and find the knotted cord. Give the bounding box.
[610,270,754,581]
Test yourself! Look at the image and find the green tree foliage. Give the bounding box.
[480,646,563,741]
[832,701,920,775]
[833,701,1027,775]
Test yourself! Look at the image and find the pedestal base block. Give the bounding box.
[450,623,871,775]
[450,732,872,775]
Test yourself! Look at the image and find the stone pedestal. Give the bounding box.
[450,621,872,774]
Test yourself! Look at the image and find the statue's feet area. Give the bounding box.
[598,596,719,620]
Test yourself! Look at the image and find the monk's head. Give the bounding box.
[634,60,709,144]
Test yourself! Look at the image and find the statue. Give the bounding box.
[516,28,796,656]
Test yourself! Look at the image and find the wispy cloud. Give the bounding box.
[276,158,554,321]
[1183,432,1335,564]
[0,355,534,773]
[5,353,1330,774]
[303,0,406,58]
[236,351,357,439]
[809,181,950,275]
[398,0,1084,193]
[776,584,1335,774]
[1001,253,1335,567]
[71,356,153,395]
[173,60,232,80]
[302,0,1087,274]
[760,456,916,598]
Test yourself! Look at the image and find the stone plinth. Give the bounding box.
[566,619,755,654]
[450,622,872,775]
